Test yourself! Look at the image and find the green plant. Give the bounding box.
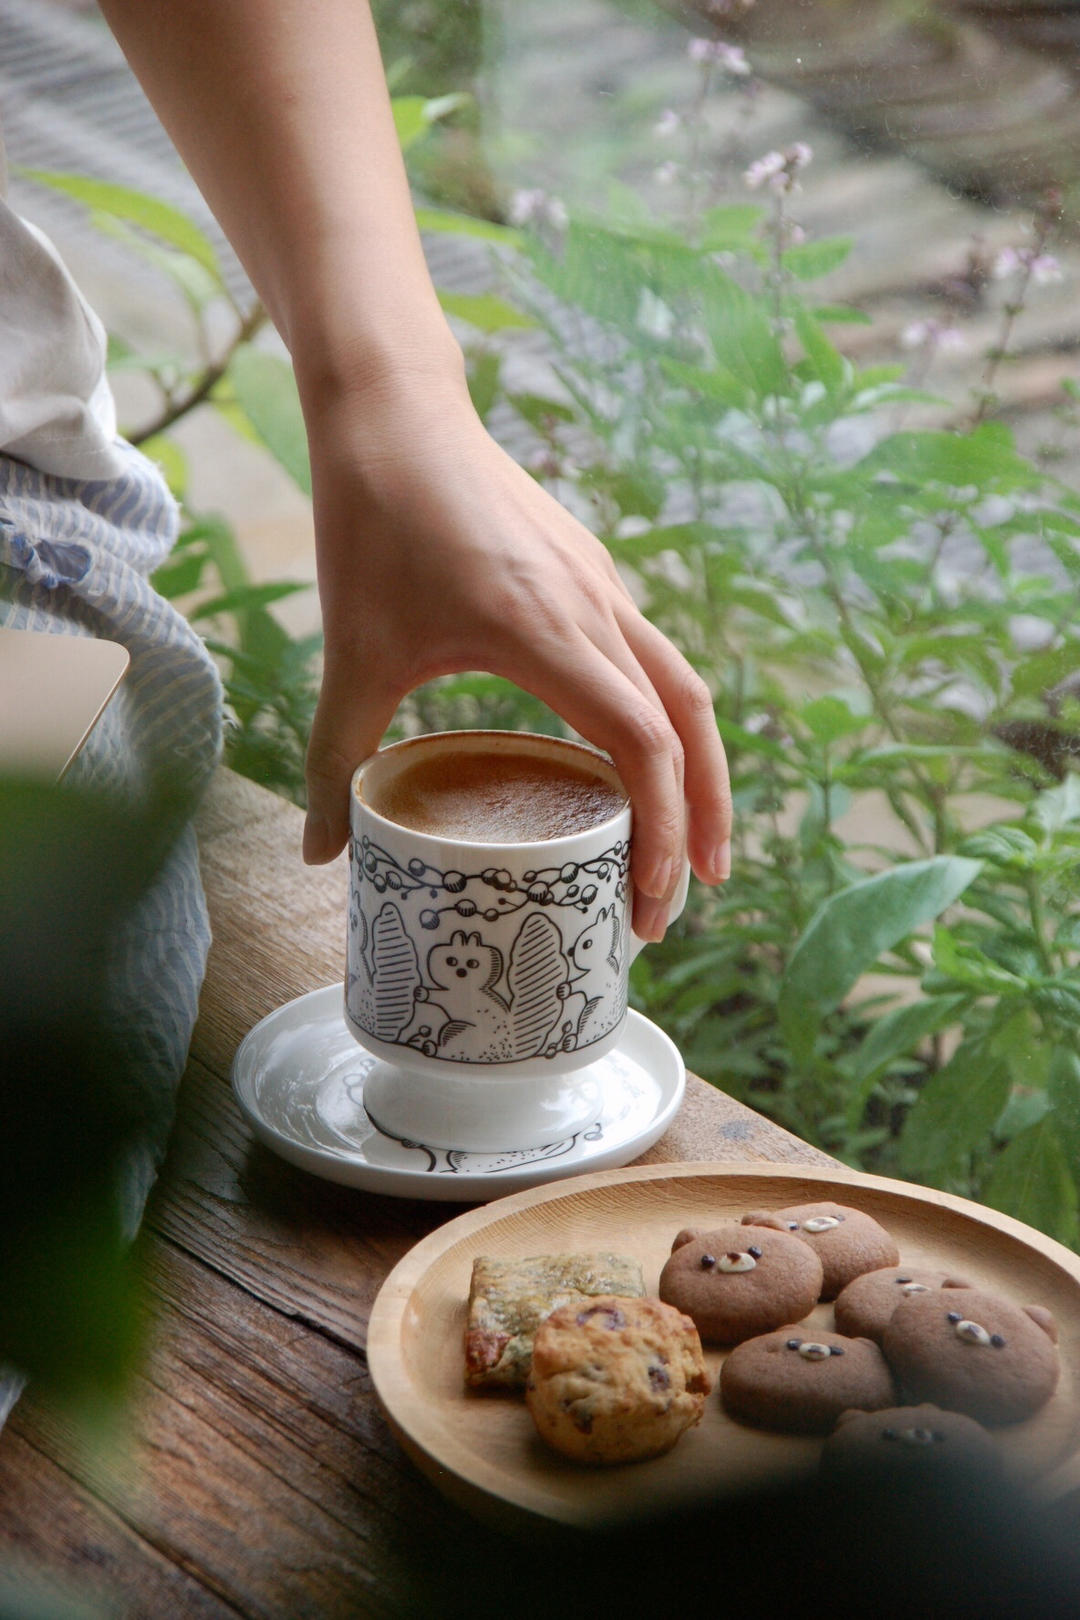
[25,49,1080,1243]
[491,130,1080,1240]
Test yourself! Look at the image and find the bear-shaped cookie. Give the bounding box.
[721,1326,896,1434]
[743,1201,899,1300]
[658,1223,823,1345]
[882,1285,1059,1425]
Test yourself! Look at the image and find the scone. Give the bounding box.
[525,1295,711,1464]
[743,1201,900,1300]
[820,1403,1001,1480]
[720,1326,896,1435]
[464,1252,645,1389]
[834,1266,972,1344]
[658,1222,823,1344]
[882,1286,1060,1425]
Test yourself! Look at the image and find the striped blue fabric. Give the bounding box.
[0,439,223,1423]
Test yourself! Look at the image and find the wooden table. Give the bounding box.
[0,769,835,1620]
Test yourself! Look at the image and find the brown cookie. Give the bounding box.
[525,1295,711,1465]
[820,1403,1001,1480]
[658,1223,824,1345]
[720,1326,896,1435]
[834,1266,972,1344]
[882,1286,1060,1425]
[743,1201,900,1300]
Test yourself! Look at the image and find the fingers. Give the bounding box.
[493,624,688,939]
[617,605,732,886]
[302,652,399,863]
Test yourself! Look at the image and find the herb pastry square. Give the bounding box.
[464,1252,646,1389]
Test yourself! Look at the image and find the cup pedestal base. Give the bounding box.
[360,1058,604,1153]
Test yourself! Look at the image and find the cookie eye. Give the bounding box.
[717,1251,756,1273]
[786,1338,802,1350]
[466,958,479,969]
[954,1319,992,1347]
[895,1276,913,1285]
[947,1311,962,1323]
[828,1345,845,1356]
[747,1246,762,1260]
[700,1253,717,1270]
[990,1333,1007,1349]
[786,1222,799,1231]
[446,956,458,967]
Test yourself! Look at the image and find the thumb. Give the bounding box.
[302,663,398,864]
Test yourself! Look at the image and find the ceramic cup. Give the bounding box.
[345,730,686,1152]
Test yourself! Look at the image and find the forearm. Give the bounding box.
[99,0,463,396]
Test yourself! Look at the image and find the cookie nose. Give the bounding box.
[456,968,467,977]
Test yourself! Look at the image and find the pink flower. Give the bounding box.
[743,143,812,194]
[508,188,567,232]
[655,161,680,186]
[992,245,1064,285]
[654,107,680,137]
[743,150,786,189]
[1031,253,1064,286]
[688,37,750,73]
[901,318,966,356]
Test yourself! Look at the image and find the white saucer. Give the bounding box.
[230,984,685,1201]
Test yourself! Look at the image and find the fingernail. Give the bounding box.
[641,855,677,903]
[303,814,331,864]
[634,894,670,943]
[715,839,731,882]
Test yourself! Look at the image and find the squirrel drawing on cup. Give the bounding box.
[407,931,514,1061]
[555,904,624,1047]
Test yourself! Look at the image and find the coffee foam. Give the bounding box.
[368,747,626,842]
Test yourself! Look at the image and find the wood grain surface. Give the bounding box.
[0,770,835,1619]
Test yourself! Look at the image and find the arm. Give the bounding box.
[98,0,732,936]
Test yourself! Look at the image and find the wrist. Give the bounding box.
[289,301,468,423]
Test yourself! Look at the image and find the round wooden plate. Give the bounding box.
[366,1160,1080,1531]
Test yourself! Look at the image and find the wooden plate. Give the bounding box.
[367,1160,1080,1531]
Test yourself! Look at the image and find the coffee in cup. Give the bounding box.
[360,739,627,842]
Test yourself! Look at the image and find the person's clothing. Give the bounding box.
[0,163,224,1419]
[1,102,126,484]
[1,442,223,1207]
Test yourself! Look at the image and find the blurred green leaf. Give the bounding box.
[229,347,311,494]
[21,168,223,281]
[779,857,982,1060]
[784,236,853,281]
[438,290,536,332]
[899,1042,1012,1181]
[983,1117,1079,1244]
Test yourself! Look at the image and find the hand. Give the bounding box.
[299,362,732,939]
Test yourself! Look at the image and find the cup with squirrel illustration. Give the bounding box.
[346,730,687,1152]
